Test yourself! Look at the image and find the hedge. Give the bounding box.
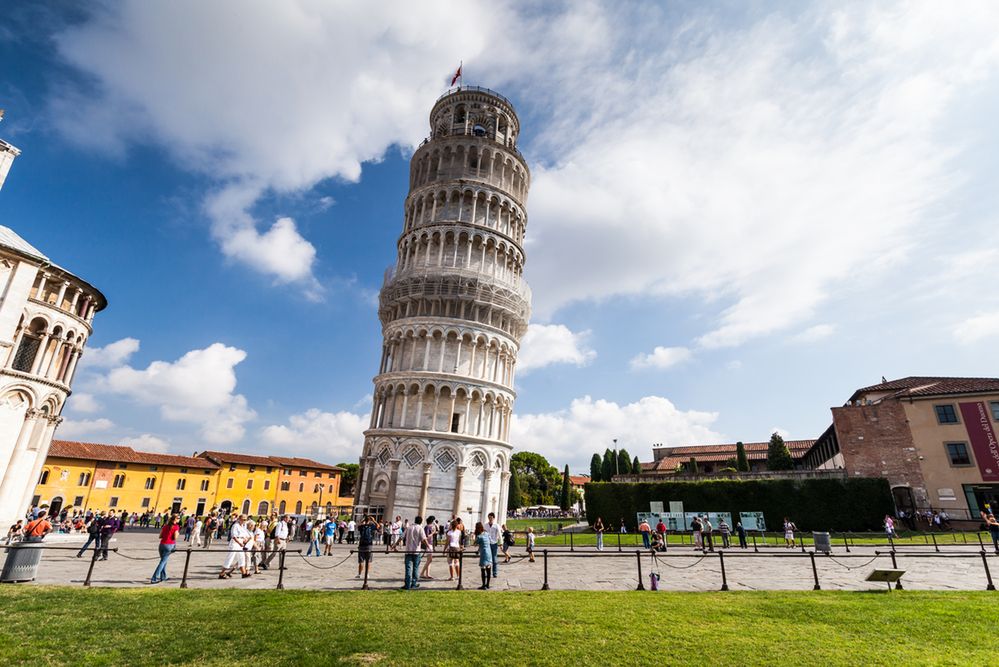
[584,477,893,532]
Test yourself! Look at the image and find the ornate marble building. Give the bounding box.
[355,86,531,525]
[0,137,107,526]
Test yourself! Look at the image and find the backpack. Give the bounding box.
[87,520,99,535]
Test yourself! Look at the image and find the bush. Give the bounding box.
[583,477,893,532]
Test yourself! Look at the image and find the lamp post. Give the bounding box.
[613,438,619,476]
[315,483,324,519]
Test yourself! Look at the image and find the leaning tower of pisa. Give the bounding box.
[356,86,531,526]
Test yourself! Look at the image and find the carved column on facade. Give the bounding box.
[452,465,466,517]
[418,461,433,517]
[383,459,401,520]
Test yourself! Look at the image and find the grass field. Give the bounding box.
[1,588,994,666]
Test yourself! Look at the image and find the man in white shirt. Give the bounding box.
[486,512,501,577]
[192,516,204,548]
[402,515,430,589]
[265,515,290,569]
[346,518,357,544]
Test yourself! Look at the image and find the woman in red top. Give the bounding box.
[151,514,180,584]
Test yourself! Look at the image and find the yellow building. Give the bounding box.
[31,441,349,519]
[196,450,347,517]
[33,441,219,516]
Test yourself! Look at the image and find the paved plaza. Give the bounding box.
[4,531,996,592]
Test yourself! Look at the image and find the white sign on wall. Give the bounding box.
[650,501,664,513]
[94,480,108,489]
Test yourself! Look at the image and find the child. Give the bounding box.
[526,526,536,562]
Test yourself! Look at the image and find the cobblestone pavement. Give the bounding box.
[3,531,997,592]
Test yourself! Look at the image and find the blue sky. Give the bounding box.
[2,1,998,472]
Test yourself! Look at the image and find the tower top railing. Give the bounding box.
[435,85,515,109]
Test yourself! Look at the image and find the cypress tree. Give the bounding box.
[735,441,750,472]
[507,468,522,511]
[632,455,641,475]
[559,465,571,510]
[590,453,603,482]
[688,457,699,474]
[617,449,632,475]
[601,448,615,481]
[766,432,794,471]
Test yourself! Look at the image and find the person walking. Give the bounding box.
[192,516,204,548]
[76,514,101,557]
[884,515,896,540]
[526,526,536,563]
[204,514,217,549]
[306,522,322,557]
[219,515,251,578]
[691,515,703,551]
[736,521,748,549]
[250,520,266,574]
[346,517,357,545]
[323,518,336,556]
[639,519,652,549]
[420,516,436,580]
[475,521,492,589]
[150,514,180,584]
[783,517,797,548]
[446,520,463,580]
[98,511,118,560]
[984,512,999,554]
[718,519,731,549]
[702,516,714,552]
[183,515,195,542]
[485,513,500,577]
[594,517,605,551]
[403,515,430,590]
[501,524,515,563]
[265,515,290,569]
[356,515,379,580]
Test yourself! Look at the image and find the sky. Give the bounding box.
[2,1,998,473]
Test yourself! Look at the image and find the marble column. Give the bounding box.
[418,462,433,517]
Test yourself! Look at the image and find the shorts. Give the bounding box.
[325,535,335,545]
[357,548,373,563]
[448,547,462,560]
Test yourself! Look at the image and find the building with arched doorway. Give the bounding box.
[0,223,107,527]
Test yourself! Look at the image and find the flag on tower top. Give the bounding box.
[450,63,462,86]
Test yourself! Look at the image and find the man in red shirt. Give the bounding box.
[23,511,52,542]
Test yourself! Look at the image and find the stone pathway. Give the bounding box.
[3,531,996,592]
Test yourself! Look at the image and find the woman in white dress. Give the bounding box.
[220,514,252,579]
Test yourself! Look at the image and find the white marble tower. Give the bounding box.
[356,86,531,526]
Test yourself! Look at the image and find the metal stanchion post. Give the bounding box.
[617,533,622,552]
[931,533,939,553]
[843,533,851,553]
[799,536,806,553]
[456,550,463,591]
[752,534,758,553]
[276,550,286,590]
[977,533,985,549]
[570,531,574,552]
[809,552,820,590]
[981,551,996,591]
[83,547,99,587]
[718,551,729,591]
[635,551,645,591]
[889,550,903,590]
[542,549,550,591]
[180,547,193,589]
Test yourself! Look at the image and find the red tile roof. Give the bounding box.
[649,440,815,471]
[569,475,589,486]
[198,451,343,472]
[49,440,218,469]
[850,376,999,402]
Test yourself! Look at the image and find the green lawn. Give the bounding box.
[1,588,995,665]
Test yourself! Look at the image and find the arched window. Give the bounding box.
[257,501,269,515]
[279,500,287,514]
[144,477,156,490]
[12,319,46,372]
[295,501,303,514]
[112,474,125,488]
[298,482,304,492]
[78,472,91,486]
[473,124,486,137]
[241,499,251,515]
[39,469,50,485]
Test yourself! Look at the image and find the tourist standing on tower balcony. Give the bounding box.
[486,512,500,577]
[403,515,430,590]
[594,517,605,551]
[150,514,179,584]
[475,522,492,590]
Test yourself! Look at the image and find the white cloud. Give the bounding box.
[791,324,836,344]
[52,0,506,292]
[68,392,101,414]
[770,427,791,441]
[517,2,999,348]
[58,417,114,440]
[260,408,369,462]
[630,346,693,371]
[517,324,595,374]
[119,434,172,454]
[81,337,140,369]
[100,343,256,444]
[954,312,999,344]
[511,395,721,473]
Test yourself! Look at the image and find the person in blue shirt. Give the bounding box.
[475,522,492,590]
[323,519,337,556]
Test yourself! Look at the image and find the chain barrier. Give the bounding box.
[293,551,355,570]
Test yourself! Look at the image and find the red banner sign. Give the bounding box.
[959,401,999,482]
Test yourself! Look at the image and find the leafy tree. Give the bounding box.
[511,451,562,505]
[735,442,750,472]
[617,449,632,475]
[767,432,794,471]
[335,462,360,496]
[559,465,571,510]
[507,468,523,511]
[601,448,615,481]
[632,456,641,474]
[590,453,603,482]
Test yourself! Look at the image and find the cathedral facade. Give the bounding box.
[355,86,531,526]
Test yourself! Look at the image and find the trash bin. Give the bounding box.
[812,532,831,554]
[1,541,45,583]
